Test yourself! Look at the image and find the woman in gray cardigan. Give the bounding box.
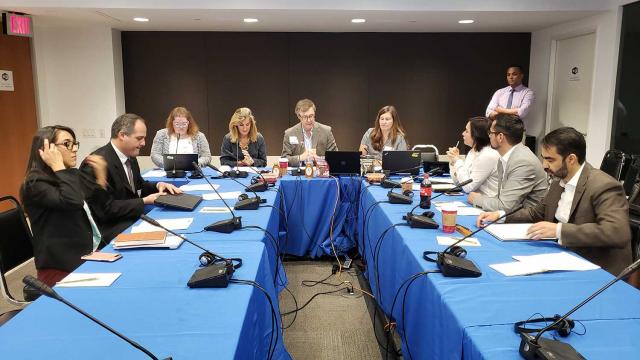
[220,107,267,167]
[150,107,212,168]
[359,105,408,161]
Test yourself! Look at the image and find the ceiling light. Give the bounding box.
[243,18,259,23]
[458,19,474,24]
[351,18,366,24]
[133,17,149,22]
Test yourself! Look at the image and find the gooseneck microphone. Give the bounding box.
[518,258,640,360]
[166,134,186,179]
[208,164,266,210]
[22,275,172,360]
[140,214,240,288]
[404,179,473,229]
[429,178,473,202]
[424,204,524,277]
[192,162,242,233]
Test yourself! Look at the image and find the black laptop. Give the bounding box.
[382,151,421,175]
[325,151,361,175]
[155,193,202,211]
[163,154,198,172]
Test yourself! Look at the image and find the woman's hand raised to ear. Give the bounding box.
[39,139,65,172]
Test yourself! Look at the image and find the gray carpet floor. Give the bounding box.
[2,259,387,359]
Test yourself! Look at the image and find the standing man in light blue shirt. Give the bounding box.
[486,64,535,121]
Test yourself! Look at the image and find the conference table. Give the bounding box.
[0,170,291,359]
[359,178,640,359]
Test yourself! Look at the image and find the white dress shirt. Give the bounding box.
[451,146,500,196]
[555,163,585,242]
[303,129,313,150]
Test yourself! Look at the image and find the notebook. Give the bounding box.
[114,231,166,247]
[155,193,203,211]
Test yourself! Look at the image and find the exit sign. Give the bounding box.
[2,12,33,37]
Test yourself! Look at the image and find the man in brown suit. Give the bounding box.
[477,127,632,275]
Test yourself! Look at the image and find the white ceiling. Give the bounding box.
[0,0,632,32]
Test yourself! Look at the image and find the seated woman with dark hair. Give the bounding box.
[446,116,500,196]
[20,125,109,286]
[220,107,267,167]
[360,105,408,161]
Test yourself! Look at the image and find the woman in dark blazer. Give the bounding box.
[220,107,267,167]
[20,125,109,286]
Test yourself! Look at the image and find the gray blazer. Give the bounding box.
[472,143,548,211]
[281,122,338,166]
[507,163,632,275]
[150,128,212,168]
[360,128,408,160]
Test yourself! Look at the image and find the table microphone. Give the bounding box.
[140,214,239,288]
[244,165,271,193]
[404,179,472,229]
[22,275,172,360]
[207,164,266,210]
[166,134,186,179]
[219,148,250,178]
[191,163,242,233]
[424,204,524,277]
[518,257,640,360]
[387,176,414,204]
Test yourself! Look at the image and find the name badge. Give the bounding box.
[289,136,299,145]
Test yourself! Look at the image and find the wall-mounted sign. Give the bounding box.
[2,12,33,37]
[569,65,581,81]
[0,70,15,91]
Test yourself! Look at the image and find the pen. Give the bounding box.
[57,277,99,285]
[454,140,459,148]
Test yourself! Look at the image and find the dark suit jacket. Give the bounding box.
[20,168,108,272]
[220,133,267,167]
[82,143,157,241]
[507,163,632,274]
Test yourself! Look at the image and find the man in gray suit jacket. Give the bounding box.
[468,114,547,211]
[477,127,632,274]
[281,98,338,167]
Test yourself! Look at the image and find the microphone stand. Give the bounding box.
[519,258,640,360]
[425,204,524,277]
[140,214,239,288]
[191,163,242,233]
[166,133,186,179]
[208,164,266,210]
[404,179,473,229]
[22,275,172,360]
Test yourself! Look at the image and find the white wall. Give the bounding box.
[528,8,623,164]
[31,21,124,161]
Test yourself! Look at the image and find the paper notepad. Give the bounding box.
[114,231,166,247]
[484,223,557,241]
[56,273,121,287]
[490,252,600,276]
[131,218,193,232]
[436,236,480,247]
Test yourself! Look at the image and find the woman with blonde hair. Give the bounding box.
[220,107,267,167]
[150,106,212,167]
[360,105,408,160]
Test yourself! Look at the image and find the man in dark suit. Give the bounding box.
[477,127,632,274]
[83,113,181,241]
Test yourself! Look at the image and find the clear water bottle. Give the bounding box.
[420,174,432,209]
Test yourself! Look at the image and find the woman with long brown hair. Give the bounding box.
[359,105,408,161]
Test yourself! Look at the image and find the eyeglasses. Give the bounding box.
[173,121,189,128]
[487,130,500,137]
[55,140,80,150]
[299,114,315,121]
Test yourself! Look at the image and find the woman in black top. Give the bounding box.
[20,125,108,286]
[220,107,267,167]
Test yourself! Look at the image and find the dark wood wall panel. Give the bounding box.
[122,32,530,156]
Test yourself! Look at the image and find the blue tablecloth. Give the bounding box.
[0,241,290,359]
[358,180,640,359]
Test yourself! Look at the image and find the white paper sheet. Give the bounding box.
[432,184,458,191]
[484,223,556,241]
[56,273,121,287]
[202,191,242,200]
[431,178,455,184]
[142,170,167,178]
[433,201,468,208]
[179,183,220,191]
[199,207,232,213]
[236,167,259,174]
[512,252,600,271]
[489,262,549,276]
[114,235,183,250]
[132,218,193,232]
[436,236,480,247]
[455,207,484,216]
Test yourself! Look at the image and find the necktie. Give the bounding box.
[125,158,136,192]
[506,88,514,109]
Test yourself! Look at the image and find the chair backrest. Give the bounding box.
[600,149,629,181]
[412,144,439,162]
[623,156,640,197]
[0,196,34,303]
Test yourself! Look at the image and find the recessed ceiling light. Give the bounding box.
[458,19,474,24]
[351,18,366,24]
[243,18,259,23]
[133,17,149,22]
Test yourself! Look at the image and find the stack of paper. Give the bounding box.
[113,231,166,248]
[485,223,557,241]
[490,252,600,276]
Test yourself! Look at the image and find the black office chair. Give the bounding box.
[0,196,35,326]
[622,156,640,197]
[600,149,630,181]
